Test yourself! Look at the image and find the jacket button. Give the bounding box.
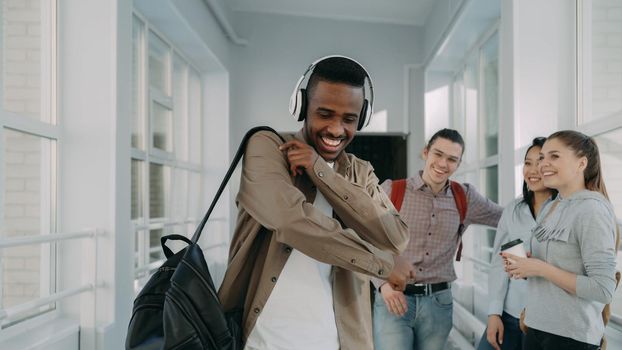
[285,247,292,253]
[350,258,356,264]
[271,277,277,282]
[318,171,324,177]
[344,195,349,200]
[254,308,260,314]
[378,269,384,275]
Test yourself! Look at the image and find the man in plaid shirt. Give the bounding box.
[372,128,503,350]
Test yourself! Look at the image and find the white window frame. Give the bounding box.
[449,23,501,273]
[131,11,204,288]
[0,0,71,335]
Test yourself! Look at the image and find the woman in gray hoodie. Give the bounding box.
[502,130,617,350]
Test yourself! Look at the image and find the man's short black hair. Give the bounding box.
[306,57,367,96]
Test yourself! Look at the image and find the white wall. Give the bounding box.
[511,0,576,147]
[423,0,465,63]
[228,12,424,149]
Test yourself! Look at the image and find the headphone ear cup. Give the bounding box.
[297,88,308,122]
[358,99,369,130]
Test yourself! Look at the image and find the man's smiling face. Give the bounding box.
[303,80,364,161]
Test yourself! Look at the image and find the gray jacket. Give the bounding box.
[525,190,617,345]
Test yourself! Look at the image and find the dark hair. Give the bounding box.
[546,130,608,199]
[522,137,558,216]
[426,128,465,155]
[306,57,366,97]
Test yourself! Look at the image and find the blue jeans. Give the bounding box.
[477,312,524,350]
[373,288,453,350]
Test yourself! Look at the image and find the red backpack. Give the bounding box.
[389,179,468,261]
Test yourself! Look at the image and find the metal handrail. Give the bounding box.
[0,284,93,321]
[0,229,97,249]
[0,229,101,324]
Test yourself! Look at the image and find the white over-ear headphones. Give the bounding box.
[288,55,374,131]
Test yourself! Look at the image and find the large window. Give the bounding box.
[131,13,203,286]
[0,0,57,328]
[593,128,622,320]
[450,31,500,268]
[577,1,622,325]
[579,0,622,125]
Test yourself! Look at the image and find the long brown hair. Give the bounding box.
[547,130,609,200]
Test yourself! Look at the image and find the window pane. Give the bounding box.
[1,243,54,327]
[173,57,188,160]
[463,56,479,164]
[134,229,147,270]
[2,128,55,325]
[480,33,499,158]
[188,171,201,220]
[585,0,622,123]
[478,166,498,264]
[149,163,168,219]
[452,75,464,134]
[148,31,169,95]
[2,129,53,238]
[131,16,145,149]
[131,159,143,220]
[594,128,622,317]
[171,168,188,221]
[152,102,172,152]
[481,165,499,203]
[1,0,44,121]
[149,228,164,262]
[188,69,202,164]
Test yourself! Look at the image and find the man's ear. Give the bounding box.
[421,147,429,160]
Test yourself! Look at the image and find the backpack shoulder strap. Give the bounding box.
[450,181,468,261]
[191,126,285,243]
[389,179,407,212]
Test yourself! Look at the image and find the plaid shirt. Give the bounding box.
[373,171,502,286]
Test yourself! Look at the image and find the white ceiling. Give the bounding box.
[228,0,438,26]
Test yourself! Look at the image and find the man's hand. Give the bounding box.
[279,140,319,177]
[486,314,504,350]
[386,255,416,291]
[380,283,408,317]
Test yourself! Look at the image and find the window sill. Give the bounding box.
[0,318,79,350]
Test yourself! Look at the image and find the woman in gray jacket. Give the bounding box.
[478,137,556,350]
[503,130,617,350]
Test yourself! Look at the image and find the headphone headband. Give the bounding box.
[288,55,374,130]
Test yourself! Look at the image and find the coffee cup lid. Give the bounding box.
[501,239,523,251]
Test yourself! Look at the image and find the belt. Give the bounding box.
[403,282,449,296]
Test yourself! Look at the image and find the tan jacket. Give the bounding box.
[218,130,408,350]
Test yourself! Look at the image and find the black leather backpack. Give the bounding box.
[126,126,284,350]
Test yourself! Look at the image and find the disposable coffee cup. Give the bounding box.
[501,239,527,263]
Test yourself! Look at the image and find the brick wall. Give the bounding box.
[2,0,43,310]
[2,130,42,308]
[592,0,622,119]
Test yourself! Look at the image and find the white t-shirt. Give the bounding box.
[245,164,339,350]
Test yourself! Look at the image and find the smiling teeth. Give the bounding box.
[322,137,341,147]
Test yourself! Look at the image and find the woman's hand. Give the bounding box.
[486,314,504,350]
[380,283,408,317]
[501,252,544,279]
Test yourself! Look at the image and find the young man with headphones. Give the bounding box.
[218,56,413,350]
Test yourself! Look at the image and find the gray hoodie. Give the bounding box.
[525,190,617,345]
